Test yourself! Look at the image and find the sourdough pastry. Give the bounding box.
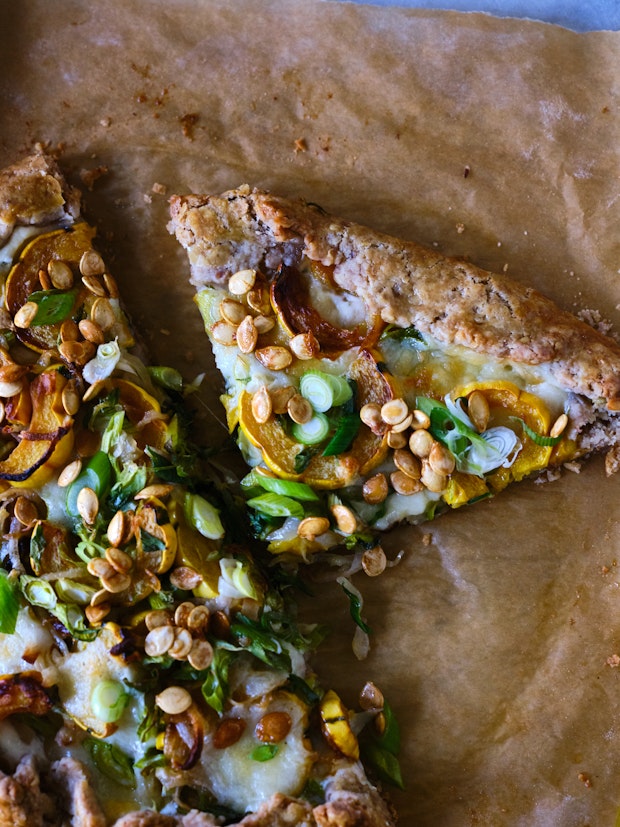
[170,186,620,554]
[0,156,398,826]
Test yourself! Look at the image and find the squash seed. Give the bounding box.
[188,639,214,671]
[155,685,193,715]
[362,472,389,504]
[105,546,133,574]
[78,319,105,345]
[38,268,52,291]
[60,319,80,343]
[48,259,74,290]
[100,570,132,594]
[393,449,421,479]
[297,516,330,540]
[14,496,39,527]
[211,320,238,346]
[169,566,203,591]
[168,628,194,660]
[253,315,276,334]
[85,603,111,625]
[330,503,357,535]
[236,315,258,354]
[57,458,83,488]
[428,442,456,476]
[420,463,448,493]
[13,302,38,329]
[79,249,105,277]
[251,385,273,424]
[254,346,293,371]
[380,398,409,426]
[77,486,99,524]
[174,601,196,629]
[145,624,175,657]
[145,609,172,631]
[246,286,271,315]
[550,413,569,439]
[228,269,256,295]
[103,273,119,299]
[467,391,490,433]
[410,409,431,430]
[106,510,126,547]
[90,297,116,331]
[219,298,247,326]
[359,681,384,711]
[61,381,81,416]
[287,393,313,425]
[289,332,320,360]
[187,605,210,634]
[361,546,387,577]
[390,470,423,495]
[387,430,407,449]
[81,274,107,297]
[409,429,435,458]
[270,385,295,414]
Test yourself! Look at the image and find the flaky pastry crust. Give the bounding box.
[169,185,620,409]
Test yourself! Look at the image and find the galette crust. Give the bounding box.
[169,185,620,409]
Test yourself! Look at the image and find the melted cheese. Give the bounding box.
[195,692,314,813]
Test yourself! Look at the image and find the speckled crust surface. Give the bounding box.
[169,186,620,410]
[0,152,81,245]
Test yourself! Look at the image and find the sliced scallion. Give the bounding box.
[91,679,129,723]
[291,413,330,445]
[517,418,564,447]
[184,492,225,540]
[299,371,335,412]
[251,471,319,501]
[246,492,305,519]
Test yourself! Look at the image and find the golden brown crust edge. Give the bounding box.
[169,185,620,409]
[0,151,81,245]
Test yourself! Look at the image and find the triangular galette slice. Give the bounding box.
[169,185,620,558]
[0,156,398,827]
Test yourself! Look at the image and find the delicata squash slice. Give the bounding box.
[169,185,620,557]
[0,154,399,826]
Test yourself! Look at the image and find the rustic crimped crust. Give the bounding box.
[0,152,81,244]
[0,756,394,827]
[169,185,620,409]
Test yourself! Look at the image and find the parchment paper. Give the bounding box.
[1,2,619,824]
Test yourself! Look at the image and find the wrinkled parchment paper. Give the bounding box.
[1,2,620,823]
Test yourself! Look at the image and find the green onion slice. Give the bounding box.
[515,417,564,447]
[246,492,305,519]
[299,370,352,412]
[250,744,279,762]
[91,679,129,723]
[245,470,319,501]
[184,492,225,540]
[291,413,330,445]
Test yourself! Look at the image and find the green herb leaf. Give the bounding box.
[250,743,279,762]
[201,648,234,715]
[361,739,405,789]
[28,288,77,326]
[85,738,136,788]
[338,579,372,634]
[322,412,360,456]
[245,471,319,502]
[381,324,424,344]
[0,571,19,634]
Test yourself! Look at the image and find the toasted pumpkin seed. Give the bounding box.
[90,297,116,331]
[467,391,490,433]
[106,510,126,547]
[85,603,111,625]
[188,638,214,670]
[105,547,133,574]
[61,381,81,416]
[409,429,435,458]
[228,269,256,295]
[168,628,193,660]
[13,302,38,329]
[428,442,456,475]
[60,319,80,342]
[100,570,132,594]
[289,332,320,360]
[253,315,276,334]
[187,605,210,634]
[155,685,193,715]
[77,487,99,524]
[174,601,196,629]
[48,259,74,290]
[380,398,409,426]
[169,566,203,591]
[393,449,421,479]
[251,385,272,424]
[38,267,52,291]
[330,503,357,535]
[362,546,387,577]
[78,318,105,345]
[144,624,175,657]
[236,315,258,354]
[211,320,238,346]
[246,286,271,315]
[79,249,105,277]
[359,681,384,711]
[550,413,569,439]
[362,472,388,504]
[219,298,247,326]
[390,470,424,495]
[57,458,83,488]
[145,610,172,631]
[297,516,330,540]
[270,385,296,414]
[287,393,313,425]
[14,496,39,527]
[254,346,293,371]
[420,463,448,493]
